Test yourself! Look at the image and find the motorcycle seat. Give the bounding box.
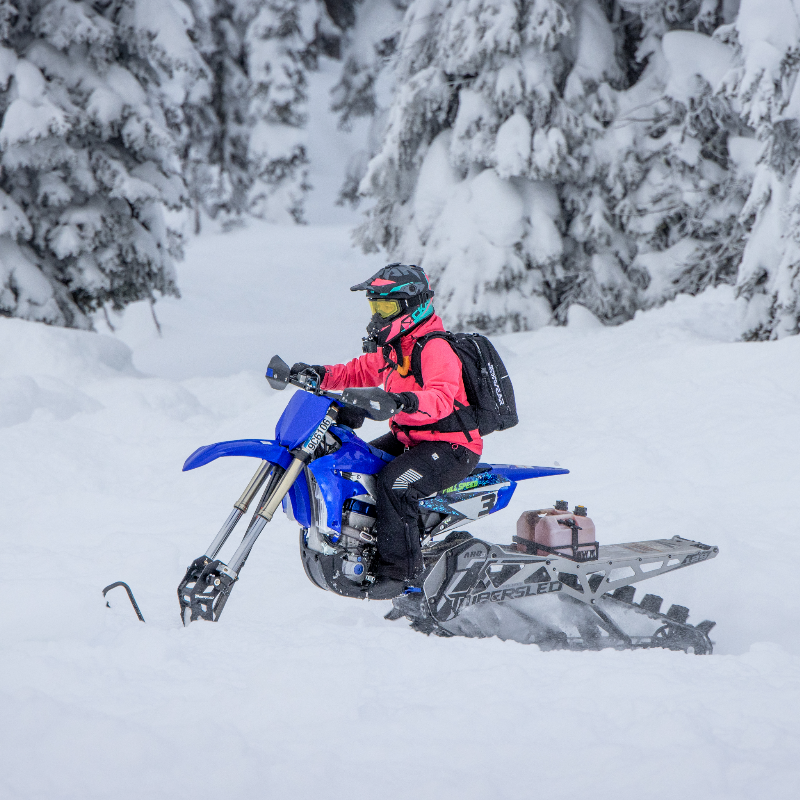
[470,463,493,476]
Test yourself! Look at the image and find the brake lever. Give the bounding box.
[292,373,318,391]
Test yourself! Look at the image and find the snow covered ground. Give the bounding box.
[2,220,800,799]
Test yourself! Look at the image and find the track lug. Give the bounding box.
[640,594,663,613]
[666,604,690,623]
[695,620,716,634]
[588,573,604,592]
[612,586,636,603]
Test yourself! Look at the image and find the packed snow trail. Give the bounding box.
[1,222,799,799]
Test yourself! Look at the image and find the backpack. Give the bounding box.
[405,331,518,439]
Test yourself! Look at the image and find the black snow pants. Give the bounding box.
[369,432,479,581]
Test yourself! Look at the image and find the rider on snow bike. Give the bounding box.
[175,266,718,647]
[290,264,481,597]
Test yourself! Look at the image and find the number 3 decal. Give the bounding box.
[478,493,497,517]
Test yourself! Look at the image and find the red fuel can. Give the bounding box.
[516,507,598,561]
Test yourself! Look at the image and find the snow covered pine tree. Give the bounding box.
[181,0,249,229]
[352,0,665,331]
[0,0,213,328]
[181,0,343,229]
[350,0,799,339]
[720,0,800,339]
[330,0,407,206]
[245,0,339,222]
[609,0,750,315]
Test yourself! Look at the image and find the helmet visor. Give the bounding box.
[368,298,402,319]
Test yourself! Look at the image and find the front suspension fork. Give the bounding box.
[178,458,307,624]
[178,406,339,624]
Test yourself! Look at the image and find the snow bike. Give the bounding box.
[177,355,719,653]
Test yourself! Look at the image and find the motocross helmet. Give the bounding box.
[350,263,434,348]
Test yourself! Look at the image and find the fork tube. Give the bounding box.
[237,465,287,539]
[225,404,339,576]
[259,458,306,522]
[204,460,272,559]
[205,509,243,559]
[235,461,273,511]
[251,465,287,518]
[226,517,267,576]
[227,457,306,574]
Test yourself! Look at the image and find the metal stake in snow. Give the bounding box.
[103,582,145,622]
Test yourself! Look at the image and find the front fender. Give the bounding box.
[182,439,294,471]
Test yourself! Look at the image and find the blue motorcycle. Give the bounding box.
[178,356,719,653]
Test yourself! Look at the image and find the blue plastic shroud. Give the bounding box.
[489,464,569,480]
[275,391,334,451]
[183,439,293,471]
[285,475,312,528]
[306,424,389,533]
[183,390,570,533]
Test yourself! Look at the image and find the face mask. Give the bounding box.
[362,299,433,352]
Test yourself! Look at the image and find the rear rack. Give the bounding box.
[513,536,599,562]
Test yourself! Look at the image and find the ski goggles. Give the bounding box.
[368,298,402,318]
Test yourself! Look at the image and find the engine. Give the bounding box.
[301,478,378,584]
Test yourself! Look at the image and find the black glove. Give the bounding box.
[290,362,326,388]
[390,392,418,413]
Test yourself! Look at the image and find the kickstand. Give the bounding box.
[103,582,145,622]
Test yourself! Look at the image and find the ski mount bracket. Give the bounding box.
[177,556,236,623]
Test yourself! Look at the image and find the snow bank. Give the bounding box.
[2,222,799,799]
[0,317,137,427]
[0,316,134,379]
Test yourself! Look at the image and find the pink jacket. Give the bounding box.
[322,314,483,454]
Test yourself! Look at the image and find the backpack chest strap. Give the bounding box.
[410,332,452,388]
[402,333,475,442]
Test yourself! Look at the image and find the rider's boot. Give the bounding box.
[363,576,407,600]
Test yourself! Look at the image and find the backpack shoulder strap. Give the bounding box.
[409,331,451,387]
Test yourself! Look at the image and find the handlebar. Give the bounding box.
[265,355,400,421]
